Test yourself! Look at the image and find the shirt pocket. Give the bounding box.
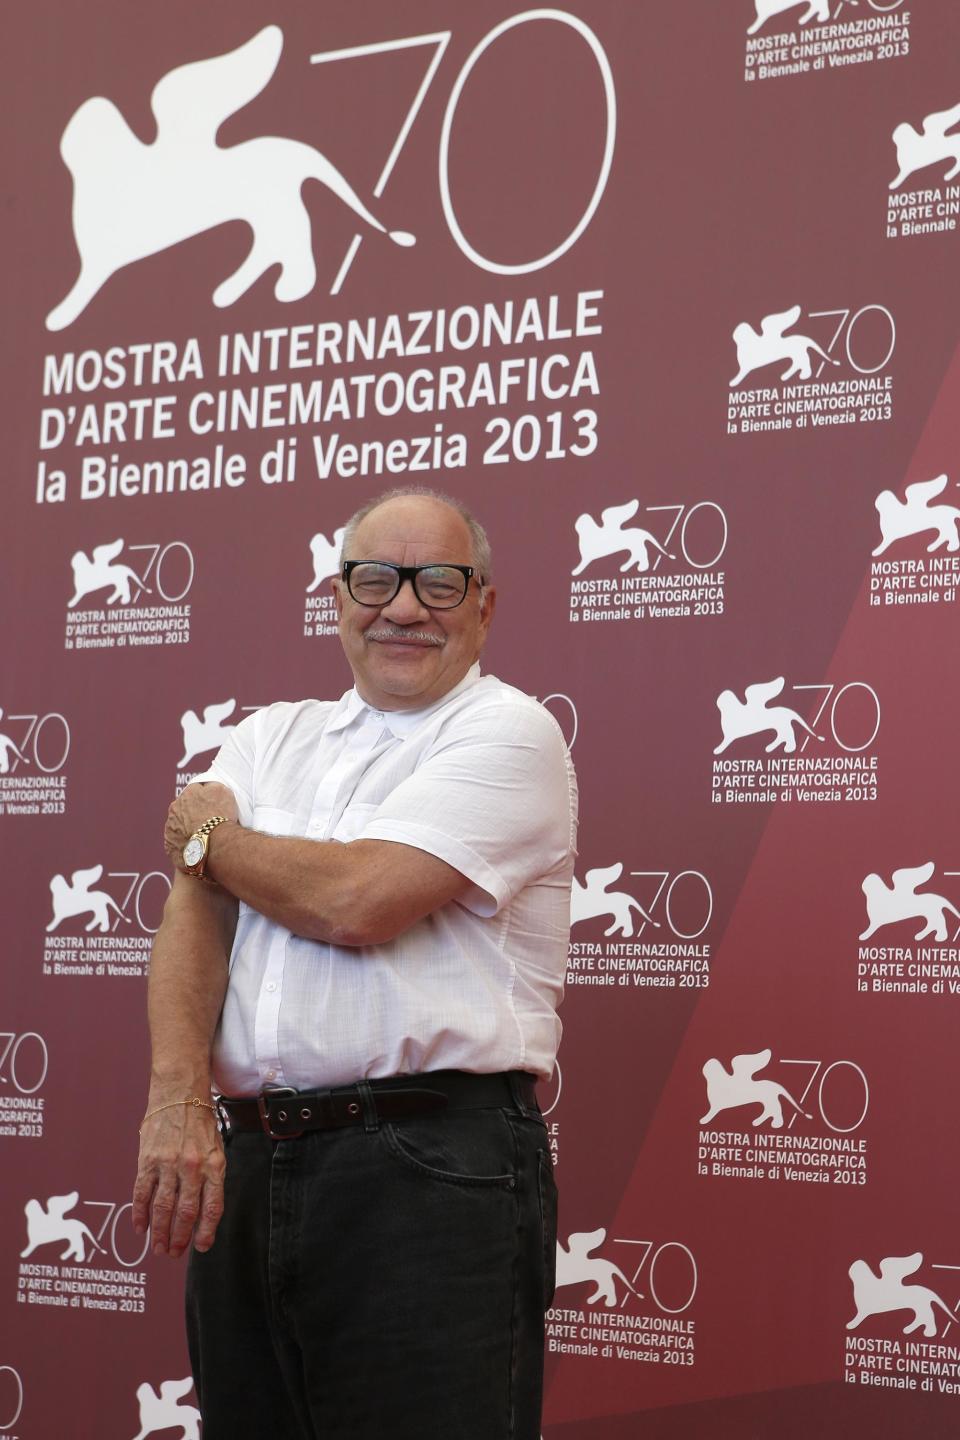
[251,805,298,837]
[330,801,378,844]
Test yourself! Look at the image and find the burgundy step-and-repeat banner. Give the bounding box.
[3,1,959,1434]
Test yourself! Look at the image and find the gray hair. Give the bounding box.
[338,486,492,581]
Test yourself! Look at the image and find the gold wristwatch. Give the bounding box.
[182,816,230,879]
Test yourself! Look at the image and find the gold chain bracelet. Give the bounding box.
[139,1096,217,1133]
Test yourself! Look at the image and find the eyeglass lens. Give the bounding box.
[348,563,468,609]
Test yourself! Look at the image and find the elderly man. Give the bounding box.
[134,486,577,1440]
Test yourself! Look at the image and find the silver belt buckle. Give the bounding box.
[257,1086,302,1140]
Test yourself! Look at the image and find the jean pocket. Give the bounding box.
[538,1148,558,1309]
[380,1111,517,1189]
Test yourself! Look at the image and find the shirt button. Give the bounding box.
[266,982,277,993]
[265,1069,276,1080]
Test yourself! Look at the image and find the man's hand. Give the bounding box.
[164,782,239,869]
[133,1099,226,1257]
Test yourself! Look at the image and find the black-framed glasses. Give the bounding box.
[341,561,480,610]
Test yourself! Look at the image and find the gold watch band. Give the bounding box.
[196,815,228,841]
[185,815,230,878]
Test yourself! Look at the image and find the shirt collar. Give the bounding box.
[326,663,482,739]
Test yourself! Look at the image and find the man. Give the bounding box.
[134,487,578,1440]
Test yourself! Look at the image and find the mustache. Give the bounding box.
[366,627,445,647]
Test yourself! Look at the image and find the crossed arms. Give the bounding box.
[133,780,469,1260]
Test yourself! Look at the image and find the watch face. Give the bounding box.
[183,837,205,868]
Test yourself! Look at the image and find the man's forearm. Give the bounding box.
[136,873,237,1258]
[203,823,468,947]
[146,873,238,1100]
[205,823,368,945]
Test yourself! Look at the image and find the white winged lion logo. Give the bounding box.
[68,540,150,608]
[178,700,238,770]
[747,0,838,35]
[891,101,960,191]
[571,500,674,576]
[555,1228,641,1309]
[307,528,347,592]
[714,677,824,756]
[848,1254,960,1338]
[570,864,658,939]
[873,475,960,557]
[46,26,415,330]
[47,864,126,934]
[700,1049,811,1130]
[730,306,837,387]
[21,1191,104,1263]
[132,1377,201,1440]
[860,863,960,944]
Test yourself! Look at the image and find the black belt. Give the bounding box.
[217,1069,538,1140]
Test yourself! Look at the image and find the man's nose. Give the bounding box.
[380,577,430,623]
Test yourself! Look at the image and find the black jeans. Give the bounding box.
[186,1080,557,1439]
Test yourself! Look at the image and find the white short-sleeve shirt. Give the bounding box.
[195,665,578,1094]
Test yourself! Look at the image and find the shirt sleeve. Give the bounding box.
[357,699,577,917]
[190,712,259,827]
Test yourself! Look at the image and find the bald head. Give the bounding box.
[340,486,492,580]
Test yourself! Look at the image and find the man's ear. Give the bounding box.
[331,577,344,618]
[478,584,497,629]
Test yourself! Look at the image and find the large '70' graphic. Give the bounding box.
[0,711,70,776]
[313,10,616,293]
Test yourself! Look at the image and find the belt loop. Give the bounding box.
[508,1071,531,1117]
[357,1080,379,1133]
